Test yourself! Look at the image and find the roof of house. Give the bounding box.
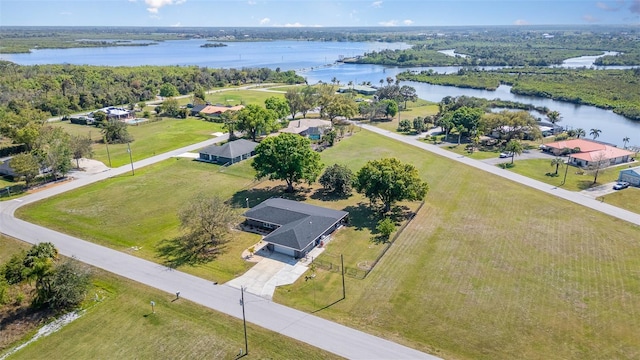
[545,139,607,152]
[200,104,244,115]
[199,139,257,159]
[280,119,332,135]
[569,146,634,162]
[191,104,208,113]
[620,166,640,176]
[244,198,348,250]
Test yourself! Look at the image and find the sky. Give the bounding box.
[0,0,638,27]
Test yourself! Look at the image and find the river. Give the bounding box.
[1,40,637,147]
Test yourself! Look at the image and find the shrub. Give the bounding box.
[376,218,396,240]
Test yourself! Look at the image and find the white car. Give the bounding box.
[613,181,630,190]
[499,153,510,158]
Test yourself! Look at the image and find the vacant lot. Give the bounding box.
[205,89,284,107]
[0,238,336,360]
[53,119,223,167]
[274,131,640,359]
[603,186,640,214]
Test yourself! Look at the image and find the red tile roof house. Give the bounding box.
[199,104,244,117]
[543,139,635,168]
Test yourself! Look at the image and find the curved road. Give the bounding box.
[0,134,437,360]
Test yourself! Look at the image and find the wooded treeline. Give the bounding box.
[0,61,304,116]
[398,67,640,121]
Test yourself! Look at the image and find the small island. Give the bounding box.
[200,42,227,48]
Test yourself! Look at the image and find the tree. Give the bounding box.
[623,137,630,149]
[590,128,601,140]
[412,117,425,133]
[159,83,179,97]
[588,151,610,184]
[220,111,238,140]
[265,96,290,121]
[33,259,91,311]
[398,119,412,133]
[101,120,132,144]
[70,135,94,169]
[158,195,240,265]
[454,124,466,145]
[325,95,358,121]
[354,158,429,213]
[380,99,398,119]
[322,129,337,146]
[193,86,206,104]
[161,98,181,117]
[315,84,337,119]
[252,133,323,193]
[236,104,279,141]
[284,88,303,119]
[504,140,523,164]
[10,152,40,188]
[575,128,586,139]
[319,164,353,196]
[399,85,417,109]
[376,218,395,241]
[550,157,564,175]
[300,86,318,118]
[35,126,72,179]
[547,110,562,125]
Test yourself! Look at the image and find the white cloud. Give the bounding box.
[513,19,530,25]
[371,1,383,8]
[583,14,599,22]
[284,22,304,27]
[171,21,181,27]
[403,19,414,25]
[248,0,257,4]
[145,0,186,14]
[260,17,271,25]
[378,20,398,26]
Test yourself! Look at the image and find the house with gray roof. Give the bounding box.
[198,139,258,165]
[619,165,640,186]
[243,198,348,258]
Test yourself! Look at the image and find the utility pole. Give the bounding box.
[341,254,346,299]
[561,160,569,186]
[104,136,112,167]
[127,142,135,176]
[240,287,248,357]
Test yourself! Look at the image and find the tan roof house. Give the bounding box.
[543,139,634,167]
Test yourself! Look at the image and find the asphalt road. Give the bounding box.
[359,124,640,226]
[0,134,438,360]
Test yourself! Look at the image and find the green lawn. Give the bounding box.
[274,130,640,360]
[508,158,628,191]
[54,118,224,167]
[16,158,260,283]
[205,89,284,107]
[0,238,337,360]
[603,186,640,214]
[371,100,438,133]
[440,143,501,160]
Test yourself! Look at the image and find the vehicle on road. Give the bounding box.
[499,153,509,158]
[613,181,630,190]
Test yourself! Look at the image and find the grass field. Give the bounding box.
[53,119,224,168]
[603,186,640,214]
[0,237,336,360]
[371,100,438,132]
[16,158,261,283]
[508,158,629,191]
[273,130,640,360]
[15,129,640,359]
[205,89,284,107]
[440,143,501,160]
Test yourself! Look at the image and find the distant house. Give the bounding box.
[198,139,257,165]
[199,104,244,117]
[190,104,208,116]
[243,198,348,258]
[618,166,640,186]
[92,106,135,121]
[337,85,377,96]
[543,139,634,167]
[0,156,50,177]
[280,119,332,139]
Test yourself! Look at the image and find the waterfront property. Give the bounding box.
[280,119,332,140]
[618,166,640,186]
[198,139,257,165]
[542,139,634,167]
[243,198,348,258]
[92,106,135,121]
[337,85,377,95]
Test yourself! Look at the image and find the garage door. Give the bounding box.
[273,244,296,257]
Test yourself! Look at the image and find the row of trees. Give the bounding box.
[1,242,91,311]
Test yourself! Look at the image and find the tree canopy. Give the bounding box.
[319,163,353,197]
[354,157,429,212]
[236,104,279,141]
[252,133,323,193]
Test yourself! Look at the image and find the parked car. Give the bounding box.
[613,181,630,190]
[499,153,509,158]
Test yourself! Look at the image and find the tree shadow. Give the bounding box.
[309,188,353,202]
[156,236,227,268]
[229,185,309,208]
[342,202,379,231]
[577,180,597,190]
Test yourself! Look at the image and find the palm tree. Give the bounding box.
[550,157,564,175]
[590,128,601,140]
[547,111,561,125]
[623,137,630,149]
[576,128,586,139]
[505,140,524,164]
[455,124,466,145]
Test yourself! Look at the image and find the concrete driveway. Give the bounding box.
[226,250,309,299]
[482,149,556,165]
[580,182,618,199]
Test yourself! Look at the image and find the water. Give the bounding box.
[2,40,637,147]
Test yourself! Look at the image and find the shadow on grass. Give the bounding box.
[309,188,353,202]
[343,202,378,232]
[156,237,227,268]
[229,185,309,208]
[577,180,598,190]
[311,297,345,314]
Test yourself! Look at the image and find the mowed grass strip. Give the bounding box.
[53,118,224,167]
[0,239,338,360]
[16,158,260,283]
[205,89,284,107]
[275,130,640,360]
[603,186,640,214]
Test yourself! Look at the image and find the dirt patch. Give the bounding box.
[357,261,373,270]
[0,287,53,353]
